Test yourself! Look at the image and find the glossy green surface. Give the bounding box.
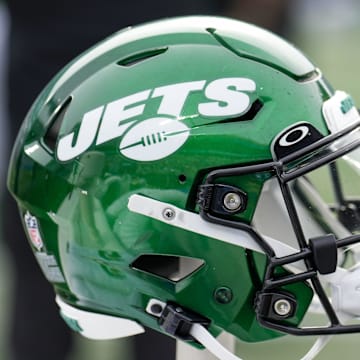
[8,16,330,343]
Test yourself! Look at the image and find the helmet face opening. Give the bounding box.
[255,126,360,248]
[6,15,360,356]
[199,116,360,336]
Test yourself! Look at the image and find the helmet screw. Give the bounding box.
[273,298,292,317]
[162,208,175,220]
[214,287,233,304]
[223,192,242,212]
[150,303,164,315]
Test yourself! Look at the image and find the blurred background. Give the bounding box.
[0,0,360,359]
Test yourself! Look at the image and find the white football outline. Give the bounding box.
[119,116,190,161]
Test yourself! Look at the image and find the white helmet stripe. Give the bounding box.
[56,296,144,340]
[128,194,299,259]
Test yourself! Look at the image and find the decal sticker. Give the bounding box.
[56,77,256,162]
[119,117,189,161]
[24,211,43,251]
[35,252,65,283]
[323,91,360,133]
[272,123,324,159]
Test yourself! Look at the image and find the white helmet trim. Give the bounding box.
[56,296,145,340]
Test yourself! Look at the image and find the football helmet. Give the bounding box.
[7,16,360,359]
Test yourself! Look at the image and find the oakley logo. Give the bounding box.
[278,125,310,147]
[56,77,256,162]
[272,123,324,159]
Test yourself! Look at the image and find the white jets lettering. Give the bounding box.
[152,80,206,117]
[199,77,256,116]
[56,77,256,161]
[96,90,151,145]
[57,106,104,162]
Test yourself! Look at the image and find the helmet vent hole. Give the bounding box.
[178,174,187,184]
[117,47,168,67]
[217,99,263,124]
[131,255,204,282]
[43,96,72,151]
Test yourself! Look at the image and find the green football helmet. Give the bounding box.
[7,16,360,359]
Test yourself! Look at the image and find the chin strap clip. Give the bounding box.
[147,300,331,360]
[158,302,210,342]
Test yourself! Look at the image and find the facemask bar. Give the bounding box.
[198,120,360,336]
[328,161,360,233]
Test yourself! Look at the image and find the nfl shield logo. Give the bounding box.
[24,211,43,251]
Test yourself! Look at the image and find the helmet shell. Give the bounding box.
[8,16,327,342]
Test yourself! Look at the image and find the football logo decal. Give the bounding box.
[119,117,189,161]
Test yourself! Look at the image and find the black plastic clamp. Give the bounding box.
[256,291,297,321]
[158,303,210,341]
[197,184,247,215]
[309,234,337,274]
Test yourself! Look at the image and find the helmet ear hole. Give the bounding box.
[131,254,204,282]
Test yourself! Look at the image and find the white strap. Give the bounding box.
[189,324,243,360]
[190,324,330,360]
[299,336,332,360]
[128,194,298,258]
